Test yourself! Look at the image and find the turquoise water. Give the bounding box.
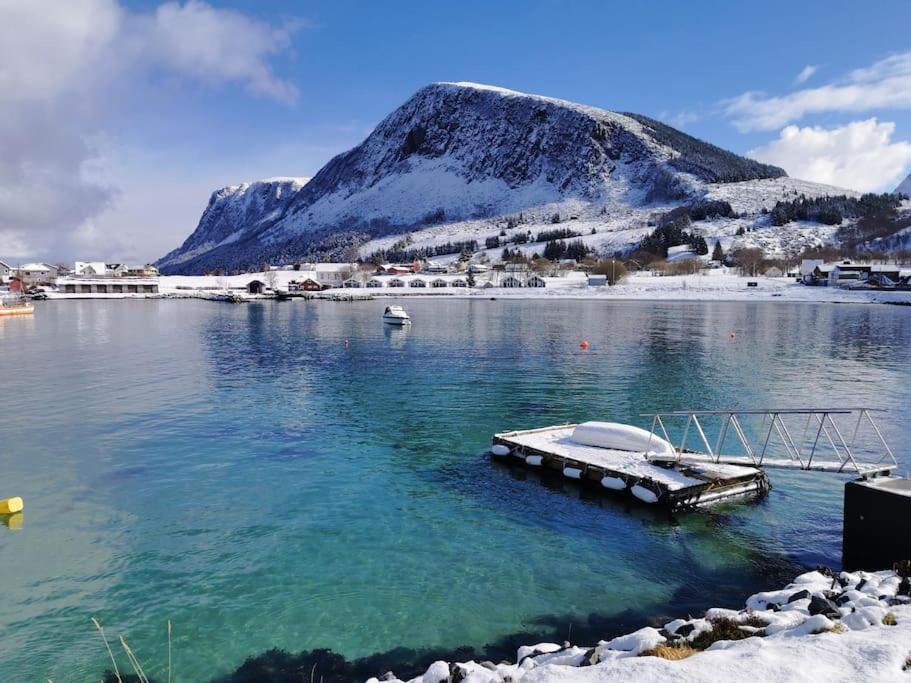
[1,299,909,681]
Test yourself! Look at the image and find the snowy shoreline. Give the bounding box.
[372,567,911,683]
[43,272,911,306]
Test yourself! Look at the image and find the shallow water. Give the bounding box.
[0,299,909,681]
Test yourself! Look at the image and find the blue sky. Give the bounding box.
[3,0,911,263]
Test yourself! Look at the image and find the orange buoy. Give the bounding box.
[579,340,590,350]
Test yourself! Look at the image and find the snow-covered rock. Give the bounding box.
[376,567,911,683]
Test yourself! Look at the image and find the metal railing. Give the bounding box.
[641,408,898,476]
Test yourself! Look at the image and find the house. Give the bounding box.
[526,275,546,287]
[828,262,873,287]
[501,275,523,288]
[246,279,266,294]
[15,263,57,286]
[74,261,109,276]
[106,263,129,277]
[127,264,160,277]
[803,264,834,285]
[799,259,824,276]
[0,260,11,283]
[288,278,323,292]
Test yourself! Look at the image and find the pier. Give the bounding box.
[491,424,770,510]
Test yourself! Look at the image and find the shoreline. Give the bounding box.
[369,565,911,683]
[36,273,911,306]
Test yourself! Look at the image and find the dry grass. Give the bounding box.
[742,614,770,628]
[830,623,847,634]
[690,618,751,650]
[640,643,698,661]
[884,612,898,626]
[89,617,171,683]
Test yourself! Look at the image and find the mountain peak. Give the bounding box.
[158,83,787,273]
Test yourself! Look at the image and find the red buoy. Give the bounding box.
[580,340,590,350]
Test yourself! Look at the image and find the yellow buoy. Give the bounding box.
[0,497,23,514]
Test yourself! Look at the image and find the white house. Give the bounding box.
[75,261,109,276]
[296,263,357,287]
[0,260,11,283]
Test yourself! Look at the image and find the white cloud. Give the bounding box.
[725,52,911,131]
[748,119,911,192]
[136,1,300,104]
[794,65,817,85]
[0,0,300,262]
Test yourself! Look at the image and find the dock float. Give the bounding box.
[491,422,769,510]
[0,497,23,514]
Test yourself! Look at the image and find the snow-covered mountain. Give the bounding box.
[895,173,911,196]
[157,177,309,271]
[159,82,868,273]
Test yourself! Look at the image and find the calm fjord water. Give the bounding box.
[1,299,909,681]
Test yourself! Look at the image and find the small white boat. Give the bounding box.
[382,305,411,325]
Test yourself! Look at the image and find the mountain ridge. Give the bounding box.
[158,82,794,273]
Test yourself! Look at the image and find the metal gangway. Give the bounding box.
[642,408,898,478]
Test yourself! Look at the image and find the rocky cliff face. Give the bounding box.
[157,177,309,271]
[158,83,785,273]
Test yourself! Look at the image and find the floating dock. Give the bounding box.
[491,408,899,513]
[491,424,770,510]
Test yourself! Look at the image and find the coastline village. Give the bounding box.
[2,251,911,301]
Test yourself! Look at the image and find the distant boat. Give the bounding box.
[0,294,33,317]
[382,305,411,325]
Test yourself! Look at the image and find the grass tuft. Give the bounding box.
[690,618,751,650]
[742,614,770,628]
[884,612,898,626]
[640,643,697,660]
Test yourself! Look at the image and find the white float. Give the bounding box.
[490,444,511,457]
[563,467,583,479]
[631,484,660,504]
[601,476,627,491]
[525,455,544,466]
[571,421,675,456]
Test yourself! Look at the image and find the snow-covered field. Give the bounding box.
[373,568,911,683]
[467,272,911,305]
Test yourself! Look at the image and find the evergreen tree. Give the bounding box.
[711,240,725,262]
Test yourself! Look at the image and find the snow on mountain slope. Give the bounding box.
[157,82,785,274]
[895,173,911,196]
[357,176,860,262]
[158,177,309,269]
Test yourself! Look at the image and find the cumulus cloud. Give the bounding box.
[794,65,817,85]
[0,0,299,261]
[136,1,300,104]
[748,119,911,192]
[725,52,911,131]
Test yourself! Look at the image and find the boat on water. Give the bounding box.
[0,294,34,317]
[382,305,411,325]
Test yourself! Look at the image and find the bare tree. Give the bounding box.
[264,269,279,291]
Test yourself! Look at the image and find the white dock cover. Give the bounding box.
[571,422,675,457]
